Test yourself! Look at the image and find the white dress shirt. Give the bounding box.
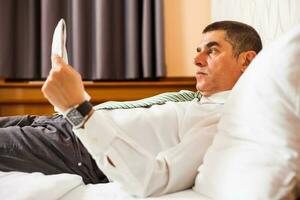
[73,91,230,197]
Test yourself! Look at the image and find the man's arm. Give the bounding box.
[73,109,214,197]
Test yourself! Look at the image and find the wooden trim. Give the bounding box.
[0,78,196,116]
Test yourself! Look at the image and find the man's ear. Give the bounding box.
[240,50,257,72]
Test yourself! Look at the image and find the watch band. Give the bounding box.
[77,100,93,117]
[64,100,93,129]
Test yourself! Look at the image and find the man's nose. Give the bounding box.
[194,52,206,67]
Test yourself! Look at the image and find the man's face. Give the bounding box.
[194,30,244,96]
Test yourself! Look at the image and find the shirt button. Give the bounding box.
[78,162,82,166]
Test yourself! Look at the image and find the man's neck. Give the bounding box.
[200,90,230,97]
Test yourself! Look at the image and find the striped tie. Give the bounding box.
[94,90,201,110]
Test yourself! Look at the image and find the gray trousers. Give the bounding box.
[0,114,108,184]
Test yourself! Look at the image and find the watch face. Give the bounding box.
[66,109,84,126]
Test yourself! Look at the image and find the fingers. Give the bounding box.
[41,80,69,111]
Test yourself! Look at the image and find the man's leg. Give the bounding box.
[0,115,108,184]
[0,115,37,127]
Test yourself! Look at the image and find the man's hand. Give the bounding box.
[42,55,86,113]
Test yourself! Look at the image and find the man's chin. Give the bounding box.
[195,83,205,92]
[196,86,212,97]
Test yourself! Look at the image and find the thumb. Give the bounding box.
[51,54,66,68]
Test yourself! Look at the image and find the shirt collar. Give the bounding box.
[199,90,231,104]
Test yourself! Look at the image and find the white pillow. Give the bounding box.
[194,23,300,200]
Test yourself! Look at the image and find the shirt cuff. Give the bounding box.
[73,111,117,155]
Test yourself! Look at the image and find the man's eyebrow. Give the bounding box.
[206,41,220,48]
[197,41,220,52]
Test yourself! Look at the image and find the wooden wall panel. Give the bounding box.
[0,78,196,116]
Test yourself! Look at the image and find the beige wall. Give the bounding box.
[164,0,211,77]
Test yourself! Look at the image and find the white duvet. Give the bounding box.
[0,171,208,200]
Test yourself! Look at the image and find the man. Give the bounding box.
[0,21,262,197]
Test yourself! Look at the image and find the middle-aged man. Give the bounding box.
[0,21,262,197]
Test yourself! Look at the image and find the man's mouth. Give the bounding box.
[196,71,207,76]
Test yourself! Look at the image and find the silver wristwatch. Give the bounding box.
[64,101,93,129]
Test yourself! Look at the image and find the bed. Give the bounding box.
[0,171,207,200]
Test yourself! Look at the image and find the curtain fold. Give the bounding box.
[0,0,165,80]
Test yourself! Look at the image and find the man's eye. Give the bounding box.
[208,48,218,55]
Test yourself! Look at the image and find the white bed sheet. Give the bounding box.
[0,171,209,200]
